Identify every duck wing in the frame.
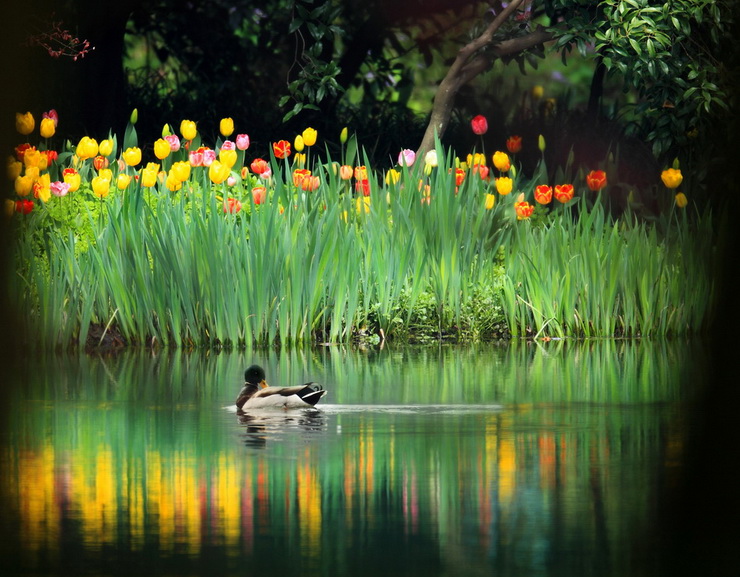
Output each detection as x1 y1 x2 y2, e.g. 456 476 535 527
253 382 326 407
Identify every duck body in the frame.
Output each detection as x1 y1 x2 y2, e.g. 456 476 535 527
236 365 326 411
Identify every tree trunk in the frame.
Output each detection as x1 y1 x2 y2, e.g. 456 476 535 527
416 0 554 157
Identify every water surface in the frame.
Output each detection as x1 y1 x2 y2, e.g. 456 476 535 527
0 340 707 576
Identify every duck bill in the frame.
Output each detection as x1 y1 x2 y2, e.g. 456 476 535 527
259 379 268 389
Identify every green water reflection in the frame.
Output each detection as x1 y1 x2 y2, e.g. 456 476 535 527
0 340 706 576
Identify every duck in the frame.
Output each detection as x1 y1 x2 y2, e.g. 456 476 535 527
235 364 327 411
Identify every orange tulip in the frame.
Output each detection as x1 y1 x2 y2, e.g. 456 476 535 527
534 184 552 204
554 184 574 203
585 170 607 191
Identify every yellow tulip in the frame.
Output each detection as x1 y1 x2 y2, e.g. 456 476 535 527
39 117 56 139
122 147 142 167
180 119 197 141
154 138 171 160
660 168 683 189
7 158 22 180
220 117 234 137
4 199 15 217
91 176 110 198
208 160 231 184
76 136 99 160
302 127 317 147
385 169 401 185
98 168 113 182
485 193 496 210
34 174 51 202
23 148 43 168
116 173 131 190
99 138 114 157
24 166 40 182
492 151 511 172
294 135 305 152
63 170 81 192
495 176 513 195
141 163 160 187
675 192 688 208
15 112 34 135
15 175 34 196
219 148 237 168
170 161 191 182
356 196 371 214
165 172 183 192
293 152 306 167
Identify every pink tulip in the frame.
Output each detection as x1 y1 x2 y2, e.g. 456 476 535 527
236 134 250 150
398 149 416 167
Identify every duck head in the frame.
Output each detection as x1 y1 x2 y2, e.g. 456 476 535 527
236 364 268 410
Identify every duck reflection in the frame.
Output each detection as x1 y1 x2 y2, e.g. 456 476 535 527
237 408 327 448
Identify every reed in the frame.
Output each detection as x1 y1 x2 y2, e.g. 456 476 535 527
7 139 719 349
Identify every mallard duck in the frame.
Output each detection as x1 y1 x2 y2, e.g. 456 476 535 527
235 364 326 410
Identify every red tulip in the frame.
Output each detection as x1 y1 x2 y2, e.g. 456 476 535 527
272 140 291 159
585 170 607 191
534 184 552 204
251 186 266 205
554 184 574 203
250 158 269 175
15 199 34 214
470 115 488 135
506 135 522 154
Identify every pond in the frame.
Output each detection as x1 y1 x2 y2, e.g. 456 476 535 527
0 340 713 576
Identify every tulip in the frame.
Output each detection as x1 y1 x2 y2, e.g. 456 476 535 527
141 163 160 187
24 166 40 182
492 151 510 172
165 134 181 152
294 135 305 152
154 138 171 160
40 117 56 139
300 175 321 192
223 197 242 213
50 181 70 197
209 160 231 184
62 168 81 192
354 166 368 181
251 186 266 205
76 136 99 160
424 149 438 168
554 183 574 203
42 150 57 166
16 112 34 135
386 169 401 185
235 134 250 151
585 170 607 191
99 138 114 157
302 127 318 147
165 172 183 192
180 119 197 141
538 134 546 152
495 176 513 195
506 135 522 154
515 199 534 220
250 158 269 175
15 175 34 197
532 85 544 100
93 155 109 171
219 148 237 168
675 192 688 208
202 148 217 167
7 158 22 180
91 176 110 198
484 193 496 210
293 168 312 187
455 167 466 187
340 126 348 144
221 140 235 151
660 168 683 189
470 115 488 135
293 153 306 167
467 152 486 167
15 199 34 214
356 196 371 214
220 117 234 137
4 199 15 217
398 149 416 167
355 179 370 196
339 165 353 180
170 161 191 182
122 147 142 167
534 184 552 204
23 148 42 168
474 164 490 180
43 109 59 127
130 108 138 124
15 143 31 162
116 173 131 190
273 140 291 159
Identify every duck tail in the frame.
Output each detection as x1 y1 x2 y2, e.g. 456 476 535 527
298 383 327 406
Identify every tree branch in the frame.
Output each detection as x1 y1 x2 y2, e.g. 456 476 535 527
416 0 555 156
